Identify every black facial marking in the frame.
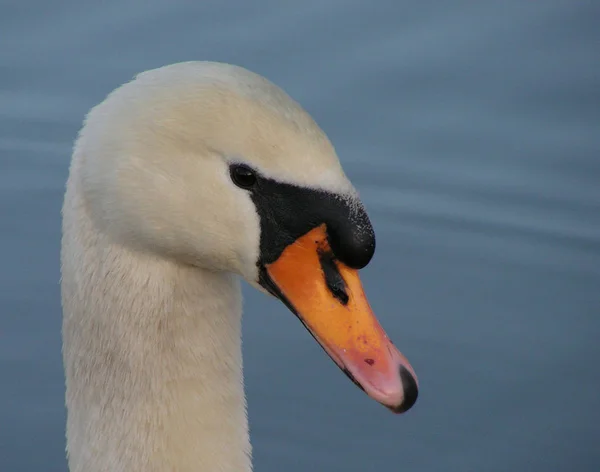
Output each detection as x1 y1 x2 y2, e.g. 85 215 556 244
318 248 349 305
231 164 375 269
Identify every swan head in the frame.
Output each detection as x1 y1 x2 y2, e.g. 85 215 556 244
76 61 418 413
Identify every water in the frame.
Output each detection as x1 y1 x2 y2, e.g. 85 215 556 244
1 1 599 470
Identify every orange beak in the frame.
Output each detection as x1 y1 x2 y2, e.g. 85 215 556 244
261 225 418 413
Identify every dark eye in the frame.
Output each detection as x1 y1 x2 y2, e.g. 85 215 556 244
230 164 257 189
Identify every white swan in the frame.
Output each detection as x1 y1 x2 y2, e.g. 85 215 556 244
61 61 418 472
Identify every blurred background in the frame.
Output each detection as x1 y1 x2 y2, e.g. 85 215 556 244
1 1 599 471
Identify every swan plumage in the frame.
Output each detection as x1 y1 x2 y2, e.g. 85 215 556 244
61 61 417 472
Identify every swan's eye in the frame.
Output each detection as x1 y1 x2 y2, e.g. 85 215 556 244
230 164 257 189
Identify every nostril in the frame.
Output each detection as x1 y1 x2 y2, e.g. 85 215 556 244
318 248 349 305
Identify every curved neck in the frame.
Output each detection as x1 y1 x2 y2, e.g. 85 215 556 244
61 184 251 472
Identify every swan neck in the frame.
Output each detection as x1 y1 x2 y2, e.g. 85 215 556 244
61 188 251 471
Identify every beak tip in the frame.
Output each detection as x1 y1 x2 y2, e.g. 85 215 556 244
388 365 419 414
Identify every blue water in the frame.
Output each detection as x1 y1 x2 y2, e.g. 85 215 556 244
1 1 599 471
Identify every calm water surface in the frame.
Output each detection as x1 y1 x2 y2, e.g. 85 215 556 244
1 1 599 471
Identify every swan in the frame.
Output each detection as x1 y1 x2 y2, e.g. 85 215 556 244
60 61 418 472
